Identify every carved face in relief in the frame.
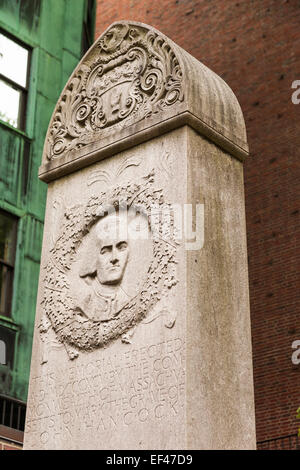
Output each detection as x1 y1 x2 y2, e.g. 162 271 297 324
41 171 178 357
95 213 129 286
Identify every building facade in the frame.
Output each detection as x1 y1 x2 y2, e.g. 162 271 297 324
0 0 95 449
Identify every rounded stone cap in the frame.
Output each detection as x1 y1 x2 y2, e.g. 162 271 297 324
39 20 248 182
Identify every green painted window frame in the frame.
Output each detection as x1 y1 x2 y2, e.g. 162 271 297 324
0 209 18 319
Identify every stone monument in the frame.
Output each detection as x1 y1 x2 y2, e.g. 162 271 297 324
23 21 256 449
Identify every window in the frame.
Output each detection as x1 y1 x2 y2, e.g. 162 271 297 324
0 31 30 130
0 325 16 395
0 339 5 365
81 0 95 56
0 211 18 318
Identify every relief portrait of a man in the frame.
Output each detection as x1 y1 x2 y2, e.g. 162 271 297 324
75 211 132 322
40 173 177 355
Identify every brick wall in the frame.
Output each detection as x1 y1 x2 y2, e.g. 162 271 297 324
95 0 300 443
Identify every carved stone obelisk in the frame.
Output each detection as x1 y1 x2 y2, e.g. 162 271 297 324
24 21 256 449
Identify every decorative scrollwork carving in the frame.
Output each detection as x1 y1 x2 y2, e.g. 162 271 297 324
45 23 184 161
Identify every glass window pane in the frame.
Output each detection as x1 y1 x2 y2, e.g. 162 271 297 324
0 33 29 87
0 211 17 264
0 264 14 317
0 79 21 128
0 325 16 367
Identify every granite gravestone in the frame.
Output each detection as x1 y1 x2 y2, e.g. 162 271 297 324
24 21 256 450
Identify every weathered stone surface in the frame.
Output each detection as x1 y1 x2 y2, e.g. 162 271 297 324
24 21 256 449
38 20 248 183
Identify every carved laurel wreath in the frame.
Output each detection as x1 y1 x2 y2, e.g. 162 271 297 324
46 23 183 161
41 172 177 353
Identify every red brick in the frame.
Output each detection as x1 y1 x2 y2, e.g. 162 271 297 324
2 444 21 450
